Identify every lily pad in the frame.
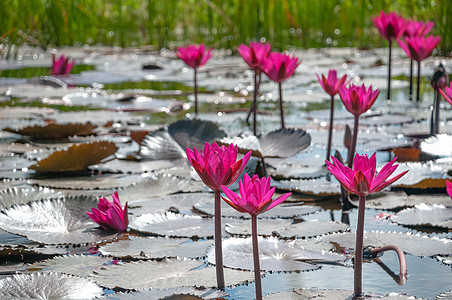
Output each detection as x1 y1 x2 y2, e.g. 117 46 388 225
106 287 227 300
391 204 452 229
263 289 353 300
99 236 212 259
92 258 254 289
91 157 184 174
391 162 449 189
0 196 120 244
0 272 103 299
0 186 65 210
28 254 112 277
4 123 97 140
320 231 452 257
273 179 341 196
207 237 345 272
421 134 452 157
140 128 187 160
30 141 118 173
168 119 227 150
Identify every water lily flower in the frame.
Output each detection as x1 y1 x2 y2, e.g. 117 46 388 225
87 191 128 232
446 180 452 198
52 54 75 76
439 82 452 106
176 44 213 115
338 83 380 166
238 42 271 135
186 141 251 289
221 174 291 299
372 11 406 101
326 153 408 297
263 52 301 129
317 69 349 162
398 35 441 63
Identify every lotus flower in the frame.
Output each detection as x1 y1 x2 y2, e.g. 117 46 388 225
317 69 348 97
397 35 441 63
221 173 291 299
221 173 291 216
403 20 434 37
326 153 408 197
238 42 271 72
338 84 380 117
176 44 213 116
176 44 212 70
439 82 452 106
186 141 251 289
87 191 128 232
327 153 408 297
447 180 452 198
372 11 406 41
52 54 75 75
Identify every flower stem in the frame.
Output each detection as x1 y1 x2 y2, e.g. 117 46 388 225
194 68 198 116
409 59 413 101
434 89 440 134
348 115 359 168
371 245 407 279
251 215 262 300
354 194 366 297
387 40 392 101
326 94 335 162
278 82 285 129
214 190 225 289
416 61 421 102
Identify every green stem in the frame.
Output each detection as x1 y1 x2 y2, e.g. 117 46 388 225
354 194 366 297
214 190 225 289
251 215 262 300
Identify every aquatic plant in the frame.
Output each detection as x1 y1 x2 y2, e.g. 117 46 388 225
316 69 348 162
402 19 434 101
338 83 380 167
176 44 213 116
263 52 300 129
221 174 291 300
372 11 406 101
238 42 271 135
51 54 74 75
87 192 128 232
439 82 452 106
186 142 251 288
326 153 408 297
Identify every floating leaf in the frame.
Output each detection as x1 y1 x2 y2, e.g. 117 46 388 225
421 134 452 157
263 289 353 300
106 287 227 300
391 162 449 189
168 119 227 150
28 254 112 277
92 258 254 289
30 141 118 173
140 128 186 160
91 157 184 174
99 236 212 259
0 186 65 210
4 123 97 140
320 231 452 257
207 237 345 272
273 179 340 196
391 204 452 229
0 196 120 244
0 272 103 299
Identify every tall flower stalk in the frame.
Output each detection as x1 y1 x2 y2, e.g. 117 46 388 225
221 174 291 300
263 52 301 129
317 69 348 162
238 42 271 135
176 44 213 116
338 84 380 167
372 11 406 101
186 142 251 289
326 153 408 297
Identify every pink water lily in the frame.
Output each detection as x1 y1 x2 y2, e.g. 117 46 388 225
439 83 452 106
338 83 380 117
447 180 452 199
52 54 75 75
403 20 434 37
87 191 128 232
372 11 406 41
176 44 212 69
221 174 291 217
238 42 271 72
317 69 348 97
326 153 408 197
397 35 441 63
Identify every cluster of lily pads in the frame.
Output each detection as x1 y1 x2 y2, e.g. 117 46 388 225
0 10 451 300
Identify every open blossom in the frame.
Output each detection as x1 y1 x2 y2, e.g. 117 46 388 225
338 83 380 116
397 35 441 63
87 191 128 232
221 174 291 216
447 180 452 199
316 69 348 97
326 153 408 197
238 42 271 72
403 20 434 37
52 54 74 75
439 83 452 106
186 142 251 192
176 44 212 69
372 11 406 41
263 52 300 83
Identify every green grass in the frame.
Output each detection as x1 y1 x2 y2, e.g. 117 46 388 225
0 0 450 54
0 99 98 112
0 65 95 78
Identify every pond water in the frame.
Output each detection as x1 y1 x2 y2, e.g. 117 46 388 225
0 46 451 299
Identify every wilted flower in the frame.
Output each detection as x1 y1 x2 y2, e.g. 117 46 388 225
317 69 348 97
397 35 441 63
372 11 406 41
176 44 212 69
221 174 291 216
87 191 128 232
338 83 380 117
52 54 74 75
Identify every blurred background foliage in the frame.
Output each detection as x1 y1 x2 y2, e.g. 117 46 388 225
0 0 450 55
